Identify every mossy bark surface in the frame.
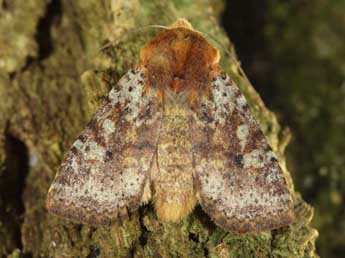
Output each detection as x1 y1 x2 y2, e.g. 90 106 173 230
0 1 318 257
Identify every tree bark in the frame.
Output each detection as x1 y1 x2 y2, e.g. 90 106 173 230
0 0 319 257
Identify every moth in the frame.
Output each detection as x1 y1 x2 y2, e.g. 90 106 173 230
46 19 294 233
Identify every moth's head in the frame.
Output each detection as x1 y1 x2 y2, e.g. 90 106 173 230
140 19 220 94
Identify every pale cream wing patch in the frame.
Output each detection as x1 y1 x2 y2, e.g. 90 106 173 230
192 72 294 233
46 67 162 225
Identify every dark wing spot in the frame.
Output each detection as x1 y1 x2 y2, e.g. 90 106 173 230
234 154 244 168
104 150 113 162
264 146 271 152
78 134 87 142
270 156 278 162
242 103 249 111
220 72 227 80
70 146 79 155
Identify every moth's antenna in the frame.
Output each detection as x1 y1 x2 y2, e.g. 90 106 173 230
146 25 170 30
100 25 169 51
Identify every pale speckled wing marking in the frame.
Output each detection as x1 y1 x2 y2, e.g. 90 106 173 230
46 67 162 225
192 72 294 233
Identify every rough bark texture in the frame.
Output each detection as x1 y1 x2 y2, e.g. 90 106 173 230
0 1 318 257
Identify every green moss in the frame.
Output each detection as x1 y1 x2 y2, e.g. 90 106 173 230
0 0 47 73
6 249 21 258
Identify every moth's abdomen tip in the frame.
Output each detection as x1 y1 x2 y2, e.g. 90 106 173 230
154 186 197 223
155 200 196 223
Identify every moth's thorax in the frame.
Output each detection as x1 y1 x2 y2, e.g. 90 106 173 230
140 27 220 98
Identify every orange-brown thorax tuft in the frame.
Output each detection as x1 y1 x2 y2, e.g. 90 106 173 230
140 26 220 103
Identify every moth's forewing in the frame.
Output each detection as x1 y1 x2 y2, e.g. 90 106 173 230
46 68 162 225
192 72 294 233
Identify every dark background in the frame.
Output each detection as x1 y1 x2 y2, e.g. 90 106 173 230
222 1 345 257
